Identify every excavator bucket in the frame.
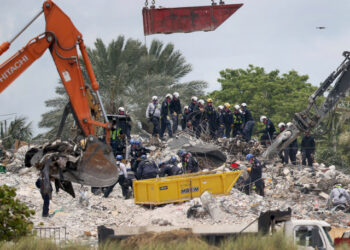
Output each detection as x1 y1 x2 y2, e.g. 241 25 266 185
27 137 119 188
143 3 243 35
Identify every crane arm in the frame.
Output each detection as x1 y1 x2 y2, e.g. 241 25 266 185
263 51 350 159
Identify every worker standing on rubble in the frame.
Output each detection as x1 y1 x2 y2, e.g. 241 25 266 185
277 122 289 164
188 96 199 114
205 98 217 138
104 155 130 199
181 106 190 130
216 105 225 138
130 140 150 172
170 92 182 134
223 103 233 138
241 103 255 141
232 104 243 137
183 152 199 173
259 116 275 146
286 122 298 165
160 94 173 140
193 99 206 138
136 155 159 179
327 184 350 211
110 120 118 156
301 131 315 167
244 154 264 196
117 107 131 140
36 176 52 217
146 96 161 138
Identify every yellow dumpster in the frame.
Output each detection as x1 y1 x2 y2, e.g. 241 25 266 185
133 170 241 205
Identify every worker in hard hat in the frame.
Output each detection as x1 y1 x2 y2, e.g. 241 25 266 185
223 103 233 138
160 94 173 140
232 104 243 137
259 115 275 146
286 122 298 165
170 92 182 134
240 103 255 141
205 98 217 138
193 99 206 138
327 184 350 211
146 96 161 137
181 105 190 130
245 154 264 196
301 131 315 167
277 122 289 164
216 105 225 138
117 107 131 140
188 96 199 114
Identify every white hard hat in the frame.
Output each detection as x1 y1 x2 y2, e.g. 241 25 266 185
260 115 267 122
152 96 158 101
184 105 189 110
278 122 286 128
218 105 224 110
241 103 247 107
166 93 172 99
234 104 240 110
198 99 205 105
173 92 179 98
286 122 293 127
191 96 198 102
118 107 125 112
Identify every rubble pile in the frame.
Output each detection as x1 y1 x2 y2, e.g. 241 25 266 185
1 133 350 243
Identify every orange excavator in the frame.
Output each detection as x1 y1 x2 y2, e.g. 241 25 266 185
0 0 242 188
0 1 119 187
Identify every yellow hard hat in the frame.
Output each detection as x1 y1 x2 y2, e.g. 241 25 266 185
207 98 213 103
224 102 231 108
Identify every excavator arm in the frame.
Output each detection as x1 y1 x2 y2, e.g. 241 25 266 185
0 1 118 187
263 51 350 159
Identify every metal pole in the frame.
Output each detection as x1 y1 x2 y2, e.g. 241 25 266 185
10 9 44 44
96 90 109 124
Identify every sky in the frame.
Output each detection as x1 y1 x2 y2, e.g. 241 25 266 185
1 0 350 135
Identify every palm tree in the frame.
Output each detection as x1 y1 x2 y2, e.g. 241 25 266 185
1 117 32 149
39 36 207 137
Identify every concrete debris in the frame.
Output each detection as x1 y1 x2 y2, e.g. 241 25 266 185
1 132 350 243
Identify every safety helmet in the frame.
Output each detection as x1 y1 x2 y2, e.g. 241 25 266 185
234 104 240 110
335 184 342 188
246 154 254 161
218 105 224 110
241 103 247 107
173 92 179 98
198 99 205 105
118 107 125 112
224 103 231 108
207 98 213 103
152 96 158 101
191 96 198 102
260 115 267 122
286 122 293 127
130 139 135 144
140 154 147 160
184 105 189 110
116 155 123 161
177 149 186 157
135 140 141 145
166 93 172 99
278 122 286 129
169 156 177 163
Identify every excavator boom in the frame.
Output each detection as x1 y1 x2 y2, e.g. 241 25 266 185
0 1 118 187
263 51 350 159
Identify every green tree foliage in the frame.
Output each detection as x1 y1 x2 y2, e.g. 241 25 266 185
0 185 35 241
1 117 32 149
314 97 350 168
209 65 317 132
39 36 207 138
